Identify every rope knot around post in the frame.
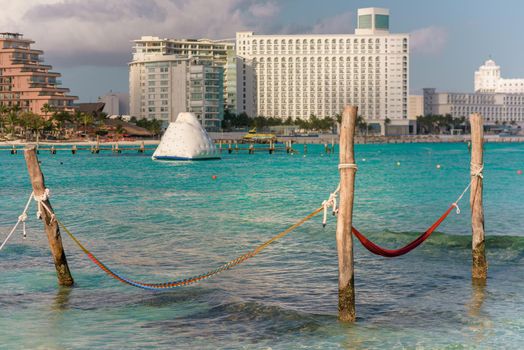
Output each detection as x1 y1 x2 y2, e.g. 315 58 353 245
33 188 55 222
470 163 484 179
322 184 341 227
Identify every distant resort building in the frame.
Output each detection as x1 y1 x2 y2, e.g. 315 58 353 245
129 36 234 129
236 8 412 135
98 91 129 116
0 32 77 116
423 59 524 124
475 59 524 93
408 95 423 119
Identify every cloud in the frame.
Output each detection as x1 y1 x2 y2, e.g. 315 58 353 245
410 26 448 55
0 0 282 67
24 0 167 22
311 11 354 34
248 1 279 17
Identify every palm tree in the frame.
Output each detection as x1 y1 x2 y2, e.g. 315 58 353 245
7 105 21 137
19 111 44 141
114 124 126 140
0 104 9 136
40 103 53 120
81 113 94 137
52 110 72 139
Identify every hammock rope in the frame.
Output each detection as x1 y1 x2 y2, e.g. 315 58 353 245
38 198 323 290
351 204 456 257
3 166 480 289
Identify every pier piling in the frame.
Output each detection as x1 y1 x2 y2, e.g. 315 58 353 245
336 105 358 322
24 146 74 286
470 113 487 281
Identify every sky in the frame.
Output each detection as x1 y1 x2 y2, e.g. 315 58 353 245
3 0 524 102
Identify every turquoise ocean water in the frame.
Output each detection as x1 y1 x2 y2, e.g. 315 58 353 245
1 142 523 349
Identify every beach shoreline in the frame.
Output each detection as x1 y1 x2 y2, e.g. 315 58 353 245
1 133 523 147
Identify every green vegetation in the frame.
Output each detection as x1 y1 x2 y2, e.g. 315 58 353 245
135 118 162 136
416 114 467 134
222 110 337 132
0 103 158 141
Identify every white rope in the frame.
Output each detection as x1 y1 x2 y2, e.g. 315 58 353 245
34 188 51 220
321 184 340 227
0 192 34 251
452 164 483 214
338 163 358 171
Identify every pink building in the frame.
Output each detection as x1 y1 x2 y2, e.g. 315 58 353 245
0 32 77 117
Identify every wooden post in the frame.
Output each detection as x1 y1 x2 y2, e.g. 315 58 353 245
228 142 233 154
470 113 487 280
336 105 358 322
51 145 56 154
11 145 17 154
24 146 74 286
71 145 77 154
304 144 307 155
139 141 145 153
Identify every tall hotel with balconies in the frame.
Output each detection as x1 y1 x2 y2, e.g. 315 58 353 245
129 36 234 129
236 8 412 134
0 33 77 116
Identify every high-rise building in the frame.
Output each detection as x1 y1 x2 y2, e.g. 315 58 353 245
474 59 524 93
129 36 236 120
129 55 223 130
236 7 412 135
0 32 77 116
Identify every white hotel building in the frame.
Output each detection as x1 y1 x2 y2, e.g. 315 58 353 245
236 8 413 135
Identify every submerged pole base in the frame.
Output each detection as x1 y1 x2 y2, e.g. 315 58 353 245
338 277 356 322
472 245 488 280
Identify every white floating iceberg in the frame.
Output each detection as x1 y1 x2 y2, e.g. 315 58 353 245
152 112 220 161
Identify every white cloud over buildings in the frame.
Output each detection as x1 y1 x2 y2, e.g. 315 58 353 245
410 26 448 55
0 0 446 68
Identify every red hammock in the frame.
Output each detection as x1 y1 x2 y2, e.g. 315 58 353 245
352 204 456 257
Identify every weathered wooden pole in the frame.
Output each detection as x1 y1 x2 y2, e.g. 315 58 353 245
470 113 487 280
24 146 74 286
139 141 145 153
71 145 77 154
228 142 233 154
336 105 358 322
